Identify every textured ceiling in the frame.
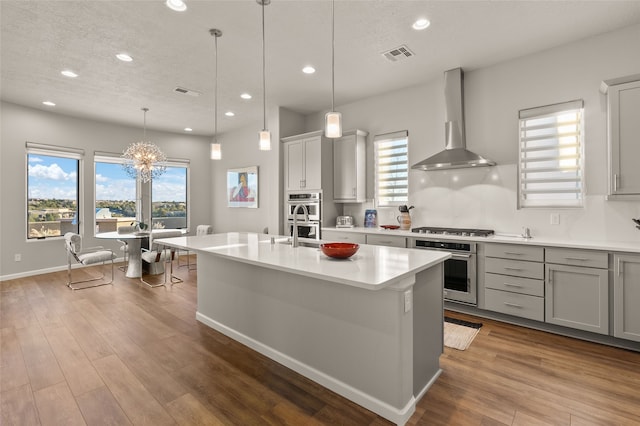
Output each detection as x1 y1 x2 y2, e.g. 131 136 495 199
2 0 640 137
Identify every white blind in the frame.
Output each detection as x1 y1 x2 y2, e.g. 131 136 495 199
518 100 584 208
375 131 408 207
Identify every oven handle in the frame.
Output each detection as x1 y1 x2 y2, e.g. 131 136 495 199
450 253 472 259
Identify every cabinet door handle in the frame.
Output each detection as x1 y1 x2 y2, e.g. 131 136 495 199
503 302 523 308
352 187 356 196
613 174 619 192
504 283 523 288
617 258 622 277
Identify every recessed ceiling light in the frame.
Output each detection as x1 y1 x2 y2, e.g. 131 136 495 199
412 18 430 30
225 111 235 117
166 0 187 12
302 66 316 74
184 127 193 132
61 70 78 78
42 101 56 106
240 93 252 100
116 53 133 62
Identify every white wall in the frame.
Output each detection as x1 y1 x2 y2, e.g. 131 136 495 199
306 23 640 243
0 101 212 278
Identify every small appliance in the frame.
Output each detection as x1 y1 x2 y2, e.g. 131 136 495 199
336 216 354 228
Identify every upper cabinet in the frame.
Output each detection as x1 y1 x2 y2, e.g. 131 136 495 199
282 131 332 192
333 129 368 203
602 75 640 199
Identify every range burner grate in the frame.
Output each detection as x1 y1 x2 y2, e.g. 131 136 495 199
411 227 495 237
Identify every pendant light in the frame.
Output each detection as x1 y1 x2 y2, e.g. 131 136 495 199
258 0 271 151
325 0 342 138
210 28 222 160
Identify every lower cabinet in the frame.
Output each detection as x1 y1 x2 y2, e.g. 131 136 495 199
545 248 609 335
365 234 406 248
321 230 367 244
614 254 640 342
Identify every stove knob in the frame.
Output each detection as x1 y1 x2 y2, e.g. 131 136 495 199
469 232 476 237
461 232 469 237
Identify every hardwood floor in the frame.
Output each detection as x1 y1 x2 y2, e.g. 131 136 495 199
2 260 640 425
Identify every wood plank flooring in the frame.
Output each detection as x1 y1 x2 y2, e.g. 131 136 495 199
2 259 640 425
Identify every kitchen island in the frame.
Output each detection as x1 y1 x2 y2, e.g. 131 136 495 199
155 232 449 425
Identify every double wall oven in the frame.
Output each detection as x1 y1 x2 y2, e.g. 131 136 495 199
412 227 494 306
286 192 321 240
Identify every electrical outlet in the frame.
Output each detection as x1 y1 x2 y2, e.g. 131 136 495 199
404 289 413 313
550 213 560 225
14 253 21 262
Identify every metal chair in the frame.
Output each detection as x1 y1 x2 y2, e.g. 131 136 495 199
140 229 183 287
116 225 137 272
179 224 212 270
64 232 116 290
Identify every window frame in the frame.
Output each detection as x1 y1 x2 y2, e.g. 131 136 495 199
374 130 409 207
94 153 139 234
517 100 585 209
25 142 83 240
150 159 190 230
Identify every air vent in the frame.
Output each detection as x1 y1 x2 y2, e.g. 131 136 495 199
173 87 201 97
381 45 415 62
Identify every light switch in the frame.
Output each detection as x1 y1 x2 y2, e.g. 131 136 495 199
550 213 560 225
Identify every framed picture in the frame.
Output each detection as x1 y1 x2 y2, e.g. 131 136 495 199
227 166 258 208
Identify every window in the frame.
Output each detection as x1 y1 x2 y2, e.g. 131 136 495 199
374 131 409 207
26 143 82 239
151 163 189 229
518 100 584 208
95 155 137 232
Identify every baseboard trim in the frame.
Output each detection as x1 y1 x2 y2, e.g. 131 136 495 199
1 257 126 282
196 311 418 426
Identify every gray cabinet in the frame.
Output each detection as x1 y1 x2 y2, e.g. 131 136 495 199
282 132 329 191
484 243 545 321
614 254 640 342
602 76 640 198
545 248 609 335
333 129 368 203
366 234 406 248
321 230 367 244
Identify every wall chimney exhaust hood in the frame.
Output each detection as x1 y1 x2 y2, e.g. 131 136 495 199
412 68 495 171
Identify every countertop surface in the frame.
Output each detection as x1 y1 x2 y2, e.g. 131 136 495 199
322 226 640 253
155 232 450 290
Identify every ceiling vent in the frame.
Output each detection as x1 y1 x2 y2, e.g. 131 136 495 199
382 45 415 62
173 86 201 97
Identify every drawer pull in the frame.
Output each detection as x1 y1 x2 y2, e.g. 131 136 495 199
504 283 523 288
504 267 522 271
503 302 523 308
504 252 524 256
564 257 589 262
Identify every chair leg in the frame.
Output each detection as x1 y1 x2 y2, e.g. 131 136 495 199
118 248 129 272
141 248 182 288
67 259 114 291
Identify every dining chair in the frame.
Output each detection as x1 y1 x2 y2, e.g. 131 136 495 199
116 224 137 272
64 232 116 290
140 229 183 287
179 224 213 270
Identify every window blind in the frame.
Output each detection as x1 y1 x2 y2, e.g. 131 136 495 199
518 100 584 208
375 130 409 207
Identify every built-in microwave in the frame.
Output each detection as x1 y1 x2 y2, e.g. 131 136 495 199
286 192 321 222
287 221 321 240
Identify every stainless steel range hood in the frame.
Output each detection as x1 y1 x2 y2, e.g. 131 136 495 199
412 68 495 171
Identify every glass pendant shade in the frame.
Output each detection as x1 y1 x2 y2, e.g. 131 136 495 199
325 111 342 138
259 130 271 151
210 142 221 160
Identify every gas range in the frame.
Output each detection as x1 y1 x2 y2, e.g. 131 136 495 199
411 226 495 238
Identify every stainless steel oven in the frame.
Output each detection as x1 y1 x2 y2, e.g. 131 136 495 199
287 221 320 240
287 192 321 222
414 239 477 306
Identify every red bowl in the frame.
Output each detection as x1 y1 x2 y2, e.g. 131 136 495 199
320 242 359 259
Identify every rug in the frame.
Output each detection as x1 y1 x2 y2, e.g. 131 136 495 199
444 317 483 350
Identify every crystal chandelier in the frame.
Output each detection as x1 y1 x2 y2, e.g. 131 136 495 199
123 108 166 183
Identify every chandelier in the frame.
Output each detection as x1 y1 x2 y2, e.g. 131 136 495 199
123 107 166 183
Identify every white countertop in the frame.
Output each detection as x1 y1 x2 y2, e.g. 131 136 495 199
155 232 450 290
322 226 640 254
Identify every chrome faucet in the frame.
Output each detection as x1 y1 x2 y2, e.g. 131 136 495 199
292 204 309 248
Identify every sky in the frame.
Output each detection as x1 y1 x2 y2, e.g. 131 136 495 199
28 154 186 202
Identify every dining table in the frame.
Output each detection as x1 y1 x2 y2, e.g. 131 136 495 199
95 230 149 278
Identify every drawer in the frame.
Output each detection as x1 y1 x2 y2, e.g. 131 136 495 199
485 243 544 262
545 248 608 269
485 288 544 321
485 273 544 297
366 234 406 248
485 257 544 280
322 231 367 244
